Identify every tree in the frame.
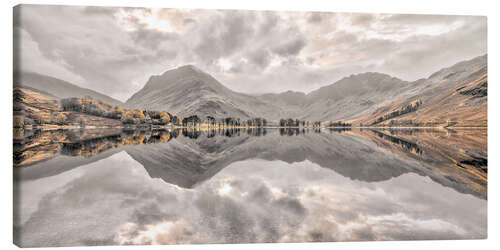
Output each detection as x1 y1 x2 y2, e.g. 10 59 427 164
206 116 216 126
77 117 85 127
183 115 201 127
171 115 181 125
279 119 286 127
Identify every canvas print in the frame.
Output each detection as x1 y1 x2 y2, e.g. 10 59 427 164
13 4 487 247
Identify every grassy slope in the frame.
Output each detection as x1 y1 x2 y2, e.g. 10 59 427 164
14 87 122 129
15 72 124 107
351 71 487 128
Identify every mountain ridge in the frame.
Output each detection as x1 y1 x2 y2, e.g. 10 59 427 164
352 55 487 127
14 71 124 106
125 64 285 120
124 64 427 121
16 54 487 124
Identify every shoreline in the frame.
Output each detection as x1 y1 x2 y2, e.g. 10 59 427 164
16 125 488 131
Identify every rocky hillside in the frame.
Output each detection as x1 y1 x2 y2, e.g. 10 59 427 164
353 55 487 127
13 87 123 129
126 65 284 120
14 72 123 106
299 72 415 121
18 54 487 125
126 66 421 122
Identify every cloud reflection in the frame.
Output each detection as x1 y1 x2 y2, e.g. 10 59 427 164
14 151 486 247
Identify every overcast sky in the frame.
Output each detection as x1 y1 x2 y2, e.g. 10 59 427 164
14 5 486 101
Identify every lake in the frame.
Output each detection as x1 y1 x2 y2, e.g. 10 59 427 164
13 127 487 246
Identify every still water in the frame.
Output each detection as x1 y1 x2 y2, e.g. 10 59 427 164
13 128 487 246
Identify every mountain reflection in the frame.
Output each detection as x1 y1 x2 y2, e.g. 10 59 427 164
14 127 346 167
369 129 423 156
359 128 487 197
14 127 486 199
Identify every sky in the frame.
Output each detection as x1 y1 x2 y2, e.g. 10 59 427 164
14 5 487 102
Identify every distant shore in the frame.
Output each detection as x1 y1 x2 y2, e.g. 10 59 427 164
17 124 488 131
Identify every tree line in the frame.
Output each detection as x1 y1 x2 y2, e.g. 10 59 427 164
61 97 174 126
279 118 324 127
326 121 352 127
371 99 422 125
182 115 267 127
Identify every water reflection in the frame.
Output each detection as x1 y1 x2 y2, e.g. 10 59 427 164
370 129 423 156
13 127 487 246
359 128 487 196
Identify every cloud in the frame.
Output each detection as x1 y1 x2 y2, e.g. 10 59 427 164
14 5 486 100
271 37 307 57
114 220 192 245
376 16 487 79
13 26 86 85
83 6 119 16
193 10 257 65
350 13 376 27
307 12 323 23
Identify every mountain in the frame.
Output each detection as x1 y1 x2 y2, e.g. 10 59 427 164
14 72 123 106
125 66 416 122
258 90 307 107
254 73 423 122
257 56 486 123
124 55 486 123
126 65 284 120
353 55 487 127
14 55 487 124
13 87 122 131
299 72 415 121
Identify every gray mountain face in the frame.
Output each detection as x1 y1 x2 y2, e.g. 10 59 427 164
354 54 487 127
259 72 416 121
16 55 486 122
399 54 487 105
126 55 487 122
123 67 417 122
427 54 487 83
258 91 307 107
126 65 284 120
300 73 414 121
14 72 123 106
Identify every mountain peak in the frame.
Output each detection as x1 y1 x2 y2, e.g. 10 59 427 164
126 63 234 109
138 64 212 93
427 54 487 80
161 64 205 77
347 72 398 81
179 64 198 70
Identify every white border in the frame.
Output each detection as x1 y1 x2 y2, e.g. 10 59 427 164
1 0 497 249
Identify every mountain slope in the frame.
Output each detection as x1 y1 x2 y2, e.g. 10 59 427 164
353 55 487 127
125 55 487 124
14 72 123 106
301 72 417 121
258 90 307 107
126 65 283 120
126 66 418 122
